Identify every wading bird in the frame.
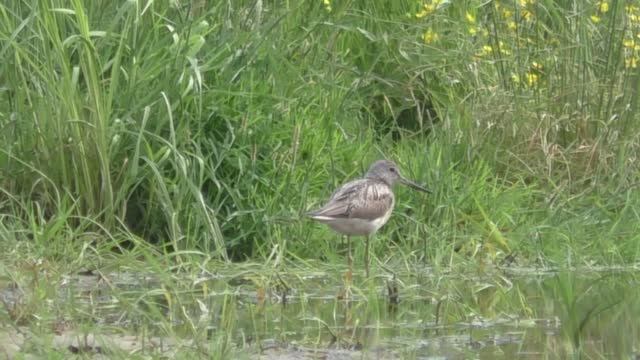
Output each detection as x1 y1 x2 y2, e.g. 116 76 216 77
308 160 430 276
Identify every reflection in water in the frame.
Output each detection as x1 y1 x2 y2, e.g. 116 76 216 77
1 266 639 358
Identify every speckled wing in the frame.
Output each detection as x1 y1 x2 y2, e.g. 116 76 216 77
308 179 393 221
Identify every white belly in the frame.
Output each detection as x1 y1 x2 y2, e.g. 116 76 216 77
313 210 393 236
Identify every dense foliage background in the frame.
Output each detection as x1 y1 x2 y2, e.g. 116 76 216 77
3 1 640 359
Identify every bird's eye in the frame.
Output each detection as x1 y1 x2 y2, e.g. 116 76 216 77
389 167 396 173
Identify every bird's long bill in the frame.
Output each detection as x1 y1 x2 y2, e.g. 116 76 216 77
399 176 432 193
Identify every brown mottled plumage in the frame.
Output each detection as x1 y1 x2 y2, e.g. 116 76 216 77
307 178 394 235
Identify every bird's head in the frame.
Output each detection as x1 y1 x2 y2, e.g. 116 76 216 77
365 160 431 193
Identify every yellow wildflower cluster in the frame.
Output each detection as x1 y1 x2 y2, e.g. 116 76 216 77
623 36 640 69
495 2 516 30
588 2 639 68
518 0 536 22
510 62 544 87
526 62 543 87
416 0 636 83
476 41 511 58
415 1 443 44
591 0 610 23
415 0 441 19
624 5 640 68
322 0 331 12
423 28 439 44
466 11 482 35
477 1 544 88
627 4 640 22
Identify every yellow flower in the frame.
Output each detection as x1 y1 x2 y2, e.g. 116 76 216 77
591 14 601 23
498 41 511 55
323 0 331 12
518 0 536 20
625 57 638 68
627 4 640 22
474 44 493 58
526 72 539 86
466 11 476 23
423 29 439 44
416 1 440 18
425 2 437 12
508 21 517 30
625 5 639 15
531 61 543 71
599 1 609 13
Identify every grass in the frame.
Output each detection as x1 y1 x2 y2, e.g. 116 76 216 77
1 0 640 358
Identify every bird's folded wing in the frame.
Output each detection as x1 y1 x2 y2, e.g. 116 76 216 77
309 180 392 220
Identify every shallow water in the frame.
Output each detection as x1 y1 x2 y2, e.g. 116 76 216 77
2 264 639 358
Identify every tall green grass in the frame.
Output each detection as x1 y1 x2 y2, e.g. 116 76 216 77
1 0 639 267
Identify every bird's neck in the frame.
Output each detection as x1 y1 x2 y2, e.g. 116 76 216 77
365 175 392 187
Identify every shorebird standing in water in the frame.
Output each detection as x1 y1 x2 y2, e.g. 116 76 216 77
308 160 430 276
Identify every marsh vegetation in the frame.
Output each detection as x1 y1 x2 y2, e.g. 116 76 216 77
1 0 639 358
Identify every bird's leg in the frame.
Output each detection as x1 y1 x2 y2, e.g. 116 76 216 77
347 236 353 271
344 236 352 301
365 235 370 277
